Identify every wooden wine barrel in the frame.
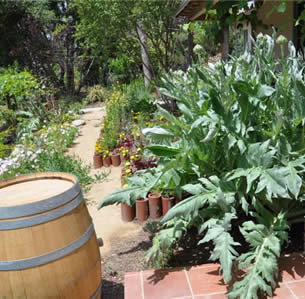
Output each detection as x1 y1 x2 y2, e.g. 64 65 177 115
0 172 101 298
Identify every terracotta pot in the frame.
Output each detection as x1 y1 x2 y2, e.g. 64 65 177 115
121 174 126 187
121 202 135 222
162 196 175 216
136 198 149 221
148 192 162 219
103 156 112 167
111 153 121 167
93 154 103 169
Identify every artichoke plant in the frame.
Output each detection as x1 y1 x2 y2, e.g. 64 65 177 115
100 33 305 298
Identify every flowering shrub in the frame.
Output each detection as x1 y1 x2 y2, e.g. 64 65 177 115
0 122 93 187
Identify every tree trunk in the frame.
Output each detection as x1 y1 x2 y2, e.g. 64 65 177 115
59 64 65 87
186 30 194 67
65 38 75 95
221 25 230 58
137 22 153 88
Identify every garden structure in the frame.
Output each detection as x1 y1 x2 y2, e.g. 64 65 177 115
177 0 301 58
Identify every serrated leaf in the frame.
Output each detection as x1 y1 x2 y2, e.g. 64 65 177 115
286 162 302 198
147 145 180 157
142 127 173 137
255 167 289 199
257 84 275 98
182 183 204 195
246 167 262 193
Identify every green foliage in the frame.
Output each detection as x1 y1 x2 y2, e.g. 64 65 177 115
101 89 126 150
99 168 162 208
73 0 184 80
124 78 156 114
109 54 136 84
229 206 288 299
99 33 305 298
0 129 14 158
188 21 222 60
0 121 102 191
0 65 43 111
85 85 111 103
145 33 305 298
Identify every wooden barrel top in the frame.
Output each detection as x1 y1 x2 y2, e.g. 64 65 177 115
0 179 73 207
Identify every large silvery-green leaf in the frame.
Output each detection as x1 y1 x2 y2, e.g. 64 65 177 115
199 212 240 283
286 162 302 198
257 84 275 98
255 167 289 199
228 211 288 299
146 145 180 157
142 127 174 137
98 172 162 208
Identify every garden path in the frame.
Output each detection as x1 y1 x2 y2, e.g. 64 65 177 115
68 107 142 255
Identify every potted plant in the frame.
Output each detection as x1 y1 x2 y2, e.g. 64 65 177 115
136 197 149 221
102 150 111 167
93 140 103 168
161 191 175 216
148 191 162 219
121 202 135 222
111 148 121 167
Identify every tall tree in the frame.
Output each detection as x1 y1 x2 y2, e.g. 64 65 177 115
0 0 97 96
73 0 184 86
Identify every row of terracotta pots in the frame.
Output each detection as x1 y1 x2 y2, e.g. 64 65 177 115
121 192 182 222
93 152 121 169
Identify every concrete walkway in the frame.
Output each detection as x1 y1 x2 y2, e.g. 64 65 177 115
68 106 142 255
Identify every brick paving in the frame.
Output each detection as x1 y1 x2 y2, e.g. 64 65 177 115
125 253 305 299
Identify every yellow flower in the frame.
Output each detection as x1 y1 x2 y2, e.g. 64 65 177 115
160 116 164 121
125 162 130 167
123 184 128 188
137 147 142 152
126 169 131 174
136 132 140 137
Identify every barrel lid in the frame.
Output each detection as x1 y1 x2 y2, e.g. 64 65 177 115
0 172 81 219
0 179 73 207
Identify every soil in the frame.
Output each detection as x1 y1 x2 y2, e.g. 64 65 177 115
101 226 153 299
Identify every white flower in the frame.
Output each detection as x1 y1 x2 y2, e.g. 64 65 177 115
193 44 203 55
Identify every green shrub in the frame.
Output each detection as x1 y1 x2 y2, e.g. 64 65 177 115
109 54 135 83
0 65 43 111
124 78 156 114
85 85 111 103
0 129 14 158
